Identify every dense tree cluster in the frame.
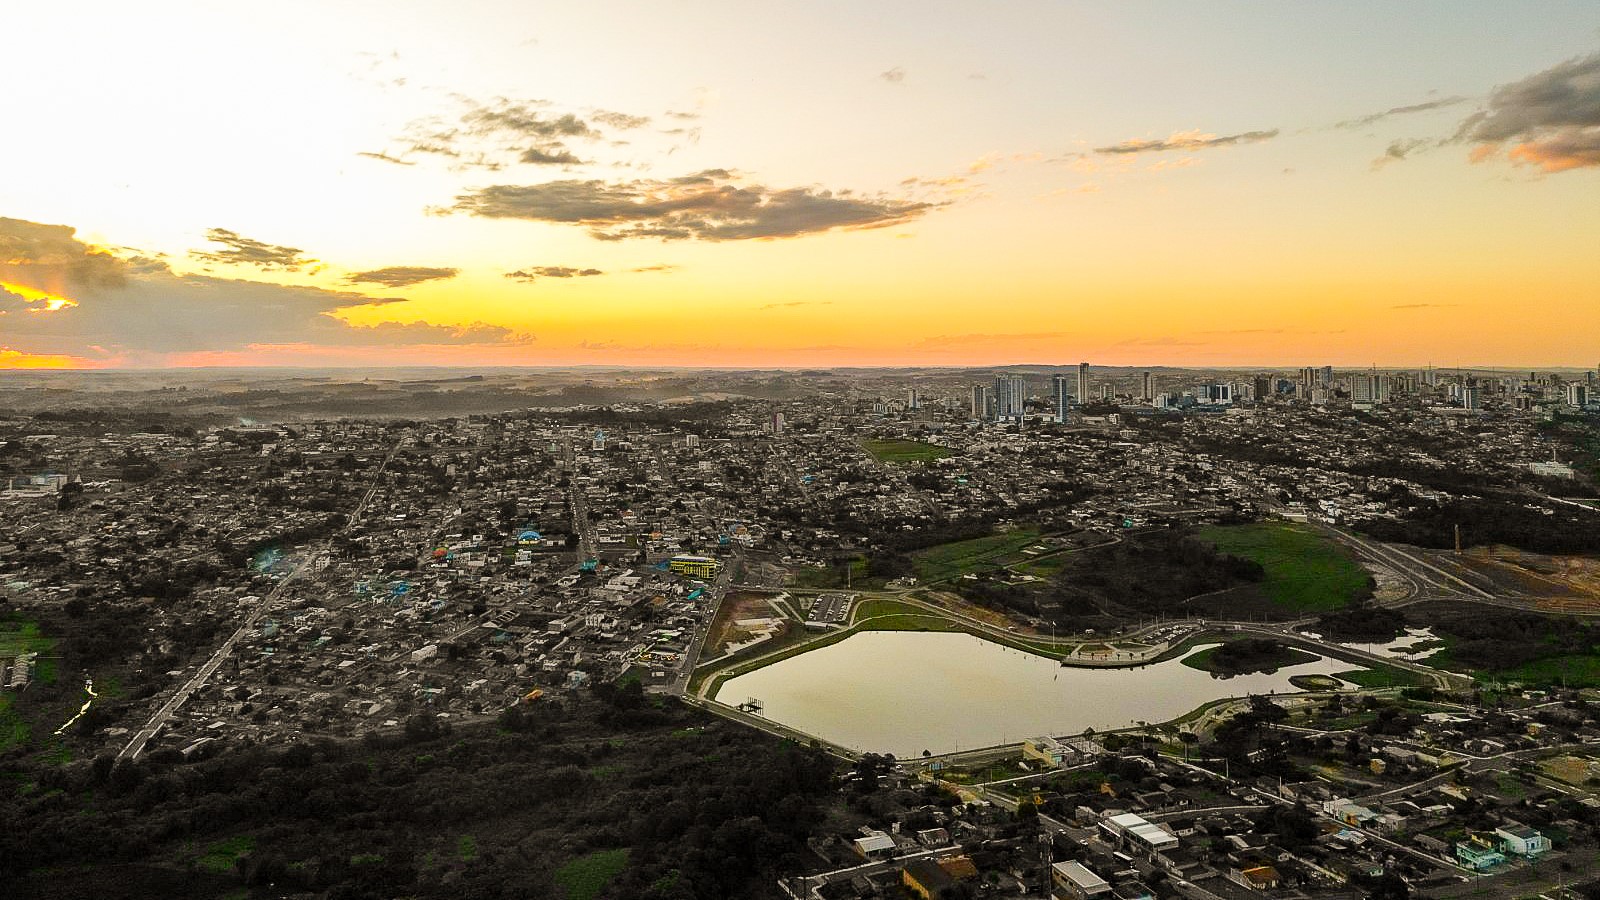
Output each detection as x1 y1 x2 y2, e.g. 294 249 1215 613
2 693 838 900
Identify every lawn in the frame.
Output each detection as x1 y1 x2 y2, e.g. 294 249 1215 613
861 439 955 464
1196 523 1369 612
554 848 630 900
1332 665 1426 689
911 529 1042 583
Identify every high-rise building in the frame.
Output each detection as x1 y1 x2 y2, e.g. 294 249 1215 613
907 388 920 410
1300 367 1318 392
1461 386 1481 410
1051 373 1071 422
771 412 785 435
1077 362 1090 407
971 384 989 420
1140 371 1154 402
1252 375 1272 402
994 374 1026 420
1568 383 1589 408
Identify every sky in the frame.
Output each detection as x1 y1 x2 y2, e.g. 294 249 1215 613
2 1 1598 370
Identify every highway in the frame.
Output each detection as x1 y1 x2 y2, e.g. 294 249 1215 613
119 438 403 762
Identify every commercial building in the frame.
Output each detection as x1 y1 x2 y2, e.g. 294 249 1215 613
1052 861 1112 900
667 555 719 578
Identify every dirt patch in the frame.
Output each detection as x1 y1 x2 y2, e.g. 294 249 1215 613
706 591 788 656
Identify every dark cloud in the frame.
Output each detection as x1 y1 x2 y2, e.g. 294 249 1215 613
345 266 459 287
450 170 939 241
521 145 588 165
880 66 906 84
1095 129 1279 155
0 216 129 288
190 228 315 271
1456 52 1600 172
592 110 651 129
1335 96 1467 130
505 266 604 281
464 103 595 140
357 150 416 166
0 216 519 359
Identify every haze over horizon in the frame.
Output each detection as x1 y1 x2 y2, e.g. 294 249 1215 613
3 2 1598 370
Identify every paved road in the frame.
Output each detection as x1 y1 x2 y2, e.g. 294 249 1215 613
561 439 597 563
119 439 403 761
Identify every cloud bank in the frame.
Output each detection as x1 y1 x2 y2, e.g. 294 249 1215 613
450 170 938 241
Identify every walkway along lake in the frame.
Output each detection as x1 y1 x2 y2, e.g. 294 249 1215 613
714 630 1364 757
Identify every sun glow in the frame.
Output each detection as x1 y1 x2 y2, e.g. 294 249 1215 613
0 281 79 311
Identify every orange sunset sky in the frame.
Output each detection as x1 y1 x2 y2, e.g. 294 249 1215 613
2 1 1598 369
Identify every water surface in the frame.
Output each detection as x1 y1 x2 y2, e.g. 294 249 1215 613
716 631 1361 756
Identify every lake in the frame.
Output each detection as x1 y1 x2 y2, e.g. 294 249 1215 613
715 630 1362 756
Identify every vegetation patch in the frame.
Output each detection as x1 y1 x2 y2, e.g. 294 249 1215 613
1196 523 1371 612
554 848 629 900
1183 639 1320 676
1332 666 1425 689
911 529 1041 582
861 439 954 464
195 836 256 874
0 697 29 751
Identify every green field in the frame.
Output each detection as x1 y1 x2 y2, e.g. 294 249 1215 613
1333 666 1426 689
792 555 881 590
911 529 1042 582
0 618 54 657
861 439 955 464
1196 523 1369 612
554 848 629 900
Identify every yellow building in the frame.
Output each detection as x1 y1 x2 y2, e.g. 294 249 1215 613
668 555 719 578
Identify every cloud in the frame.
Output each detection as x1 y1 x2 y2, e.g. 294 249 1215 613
462 101 595 140
1335 96 1467 130
505 266 604 281
880 66 907 84
1095 128 1278 155
0 216 129 288
0 216 521 361
1456 51 1600 172
357 150 416 166
592 110 651 129
1370 137 1437 169
1391 302 1460 309
345 266 459 287
627 264 680 273
449 170 939 241
190 228 315 271
521 145 587 165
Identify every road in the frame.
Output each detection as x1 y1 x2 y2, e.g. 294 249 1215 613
119 438 404 761
561 439 597 563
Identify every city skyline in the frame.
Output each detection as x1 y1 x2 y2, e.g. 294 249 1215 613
3 2 1599 370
